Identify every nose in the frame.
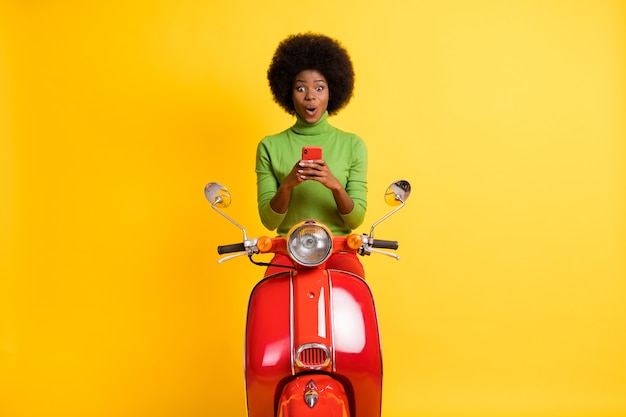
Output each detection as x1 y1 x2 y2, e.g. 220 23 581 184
305 90 315 100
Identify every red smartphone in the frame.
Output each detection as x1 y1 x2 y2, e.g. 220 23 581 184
302 146 323 160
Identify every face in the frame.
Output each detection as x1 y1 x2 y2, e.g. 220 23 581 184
292 69 329 124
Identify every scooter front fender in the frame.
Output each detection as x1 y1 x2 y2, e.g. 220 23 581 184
277 374 349 417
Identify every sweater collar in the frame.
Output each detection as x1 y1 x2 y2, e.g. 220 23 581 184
291 111 330 135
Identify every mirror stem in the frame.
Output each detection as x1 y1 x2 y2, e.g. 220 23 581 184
369 200 405 240
212 201 248 241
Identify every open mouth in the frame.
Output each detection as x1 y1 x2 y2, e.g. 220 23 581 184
306 106 317 114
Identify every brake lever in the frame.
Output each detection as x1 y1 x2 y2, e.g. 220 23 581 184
217 252 249 264
368 247 401 260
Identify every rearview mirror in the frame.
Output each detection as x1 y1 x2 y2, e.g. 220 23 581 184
204 182 231 208
384 180 411 206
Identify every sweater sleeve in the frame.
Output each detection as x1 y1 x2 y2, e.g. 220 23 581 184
256 139 285 231
339 136 368 230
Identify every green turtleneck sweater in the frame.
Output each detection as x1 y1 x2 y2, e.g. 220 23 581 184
256 112 368 236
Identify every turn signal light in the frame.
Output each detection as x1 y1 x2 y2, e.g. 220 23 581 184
257 236 273 253
346 233 363 250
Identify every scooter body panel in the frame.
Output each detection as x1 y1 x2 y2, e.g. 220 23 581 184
245 268 382 417
329 270 382 417
245 272 292 417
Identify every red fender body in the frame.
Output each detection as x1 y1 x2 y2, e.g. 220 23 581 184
277 375 349 417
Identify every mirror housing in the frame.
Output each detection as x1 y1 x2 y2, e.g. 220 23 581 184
369 180 411 240
204 182 231 208
204 182 248 241
384 180 411 206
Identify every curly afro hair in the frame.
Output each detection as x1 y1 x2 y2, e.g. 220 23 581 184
267 33 355 116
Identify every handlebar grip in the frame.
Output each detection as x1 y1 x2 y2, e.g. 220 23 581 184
217 242 246 255
371 239 399 250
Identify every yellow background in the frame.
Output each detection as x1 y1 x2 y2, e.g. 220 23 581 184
1 1 625 416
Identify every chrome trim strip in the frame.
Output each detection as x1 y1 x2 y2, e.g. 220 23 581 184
328 270 336 372
327 269 364 279
289 271 295 375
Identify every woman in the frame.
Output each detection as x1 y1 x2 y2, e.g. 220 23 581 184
256 33 367 276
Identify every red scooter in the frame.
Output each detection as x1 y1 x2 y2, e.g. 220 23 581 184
204 180 411 417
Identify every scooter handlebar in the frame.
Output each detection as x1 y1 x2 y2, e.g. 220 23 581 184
216 238 397 256
371 239 399 250
217 242 246 255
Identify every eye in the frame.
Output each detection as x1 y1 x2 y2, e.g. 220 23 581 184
296 86 305 92
315 86 324 92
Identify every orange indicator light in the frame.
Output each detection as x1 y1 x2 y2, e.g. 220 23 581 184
257 236 273 253
346 234 363 250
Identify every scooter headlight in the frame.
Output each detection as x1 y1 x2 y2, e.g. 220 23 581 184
286 220 333 267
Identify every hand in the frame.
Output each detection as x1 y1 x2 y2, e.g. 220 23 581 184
280 160 310 190
270 159 353 215
297 159 342 191
268 161 307 214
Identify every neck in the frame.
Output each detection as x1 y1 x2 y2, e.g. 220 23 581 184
292 111 330 135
